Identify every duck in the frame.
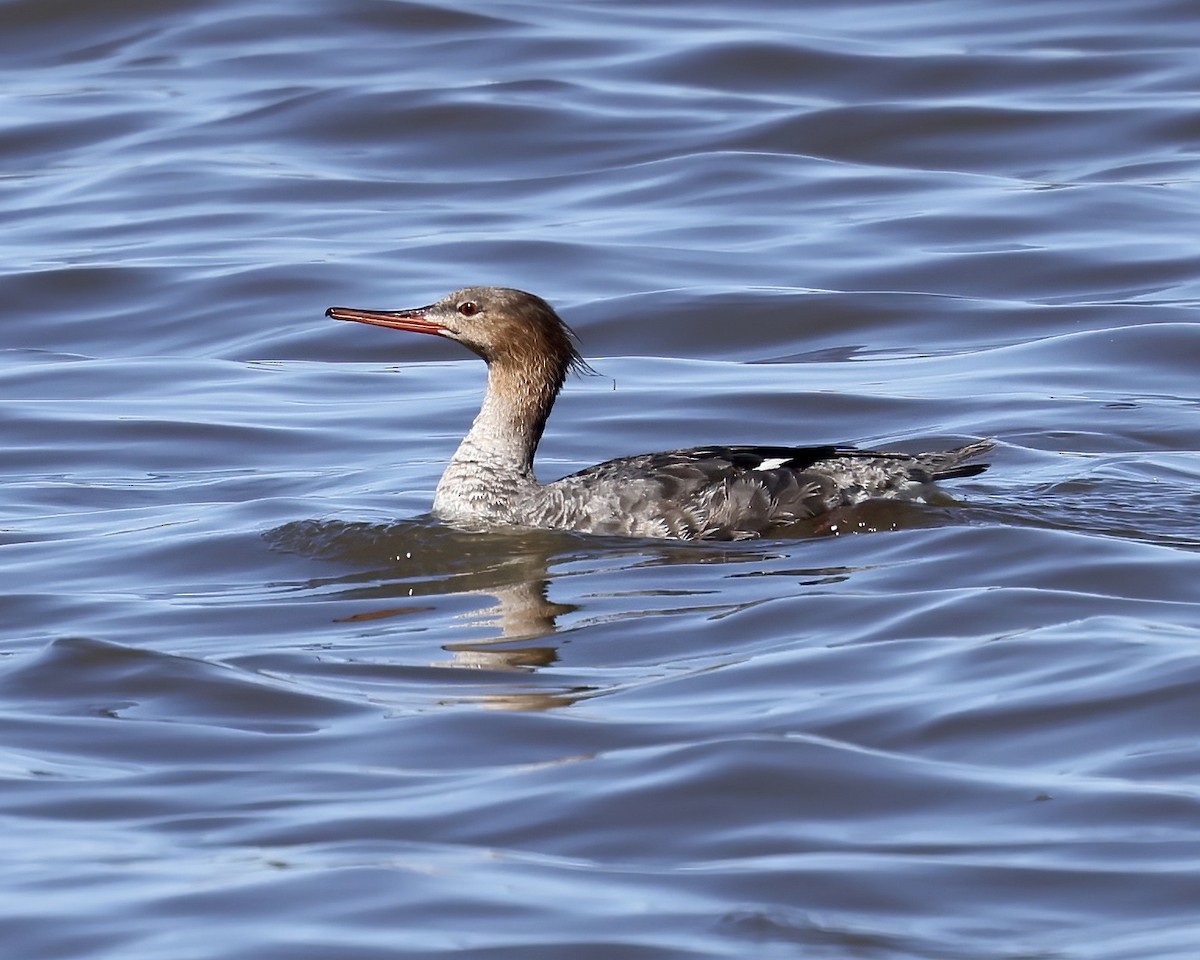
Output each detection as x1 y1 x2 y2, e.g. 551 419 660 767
327 287 992 540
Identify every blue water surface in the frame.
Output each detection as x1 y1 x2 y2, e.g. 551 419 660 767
2 1 1200 957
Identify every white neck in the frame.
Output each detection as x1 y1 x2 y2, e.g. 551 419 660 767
431 361 558 522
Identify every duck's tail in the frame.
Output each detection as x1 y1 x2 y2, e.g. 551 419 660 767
922 439 996 481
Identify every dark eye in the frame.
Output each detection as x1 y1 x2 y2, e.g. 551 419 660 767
457 301 479 317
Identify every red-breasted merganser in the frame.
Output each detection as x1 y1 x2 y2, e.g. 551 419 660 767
327 287 993 540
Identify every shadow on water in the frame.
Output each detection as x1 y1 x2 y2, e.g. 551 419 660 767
264 516 805 709
265 515 793 628
262 499 982 679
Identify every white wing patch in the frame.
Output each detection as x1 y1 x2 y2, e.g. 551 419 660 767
754 457 790 471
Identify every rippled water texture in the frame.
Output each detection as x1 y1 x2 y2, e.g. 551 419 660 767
3 1 1200 957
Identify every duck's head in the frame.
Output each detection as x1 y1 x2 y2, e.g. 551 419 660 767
327 286 593 383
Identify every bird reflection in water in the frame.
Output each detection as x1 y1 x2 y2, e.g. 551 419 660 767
265 516 849 709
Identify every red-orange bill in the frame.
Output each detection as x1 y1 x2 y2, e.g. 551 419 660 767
325 305 443 335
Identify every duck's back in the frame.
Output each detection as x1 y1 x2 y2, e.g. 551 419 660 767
534 440 994 540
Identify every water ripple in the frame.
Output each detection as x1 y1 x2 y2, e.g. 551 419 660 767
4 0 1200 956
